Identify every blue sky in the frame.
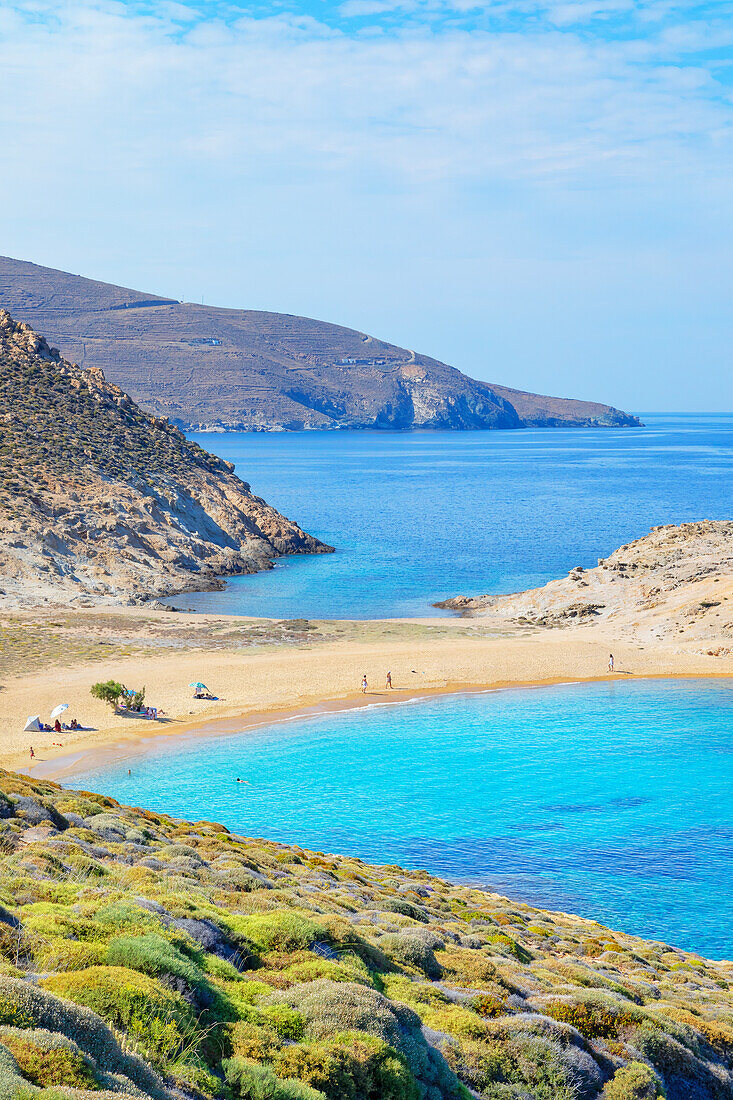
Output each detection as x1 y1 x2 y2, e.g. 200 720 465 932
1 0 732 411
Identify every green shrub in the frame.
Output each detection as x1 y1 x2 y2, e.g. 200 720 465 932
40 966 196 1065
378 933 441 978
381 899 428 923
0 975 171 1099
261 1005 305 1041
90 681 126 708
485 934 532 963
0 1028 99 1089
223 1056 326 1099
274 1031 420 1100
105 933 203 987
542 998 639 1039
233 912 326 953
601 1061 665 1099
269 981 464 1098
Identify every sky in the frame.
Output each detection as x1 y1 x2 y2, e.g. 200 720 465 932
1 1 733 412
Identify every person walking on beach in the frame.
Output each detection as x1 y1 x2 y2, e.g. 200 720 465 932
386 671 393 689
361 674 368 694
608 654 615 673
29 746 34 760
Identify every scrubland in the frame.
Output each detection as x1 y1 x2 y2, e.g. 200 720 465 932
0 772 730 1100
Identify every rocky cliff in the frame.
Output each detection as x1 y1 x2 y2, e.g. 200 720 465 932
0 768 730 1100
0 311 330 607
438 521 733 646
0 256 642 432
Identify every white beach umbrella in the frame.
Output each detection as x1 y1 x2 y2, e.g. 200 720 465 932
50 703 69 719
24 716 41 732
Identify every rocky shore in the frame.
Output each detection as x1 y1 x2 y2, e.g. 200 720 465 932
437 521 733 649
0 311 331 607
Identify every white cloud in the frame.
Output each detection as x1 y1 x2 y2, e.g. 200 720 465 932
0 0 732 407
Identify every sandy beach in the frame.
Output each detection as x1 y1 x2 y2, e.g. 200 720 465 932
1 603 730 780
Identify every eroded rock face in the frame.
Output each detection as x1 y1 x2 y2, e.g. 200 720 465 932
0 311 331 607
0 255 642 432
438 521 733 644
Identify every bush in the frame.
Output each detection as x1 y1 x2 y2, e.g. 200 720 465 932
90 681 126 708
274 1031 420 1100
0 1027 99 1089
542 998 639 1040
601 1061 665 1099
378 933 441 979
40 966 196 1065
269 981 464 1098
233 912 327 954
105 933 203 988
381 899 428 923
261 1005 305 1041
0 975 171 1099
224 1056 326 1100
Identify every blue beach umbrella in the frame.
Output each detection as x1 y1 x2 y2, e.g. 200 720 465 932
189 682 209 692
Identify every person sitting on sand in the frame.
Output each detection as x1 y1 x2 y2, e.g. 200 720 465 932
54 719 62 733
362 675 368 693
69 718 79 730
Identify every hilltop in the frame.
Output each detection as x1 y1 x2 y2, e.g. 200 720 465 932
0 311 329 607
0 768 730 1100
0 256 641 433
437 521 733 648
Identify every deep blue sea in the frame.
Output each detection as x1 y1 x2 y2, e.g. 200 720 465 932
173 413 733 618
73 679 733 958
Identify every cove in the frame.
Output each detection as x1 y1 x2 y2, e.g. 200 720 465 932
171 413 733 619
70 678 733 959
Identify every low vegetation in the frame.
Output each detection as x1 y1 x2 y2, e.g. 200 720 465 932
0 770 731 1100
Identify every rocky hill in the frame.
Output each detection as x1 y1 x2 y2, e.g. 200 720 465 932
0 311 329 607
438 521 733 647
0 768 731 1100
0 256 641 433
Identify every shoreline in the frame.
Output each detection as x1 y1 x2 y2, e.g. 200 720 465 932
27 666 733 783
1 601 731 783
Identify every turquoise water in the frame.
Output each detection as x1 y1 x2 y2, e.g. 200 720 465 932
72 679 733 958
172 413 733 618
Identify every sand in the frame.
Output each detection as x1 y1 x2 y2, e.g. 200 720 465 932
1 605 729 780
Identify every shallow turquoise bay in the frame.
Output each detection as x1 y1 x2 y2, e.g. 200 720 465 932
73 679 733 959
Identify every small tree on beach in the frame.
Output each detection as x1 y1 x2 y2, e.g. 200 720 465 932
90 680 126 709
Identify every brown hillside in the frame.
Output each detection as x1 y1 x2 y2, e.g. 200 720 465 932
0 256 641 432
0 311 330 607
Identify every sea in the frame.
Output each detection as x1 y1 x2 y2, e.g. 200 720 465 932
81 412 733 957
74 679 733 958
170 413 733 619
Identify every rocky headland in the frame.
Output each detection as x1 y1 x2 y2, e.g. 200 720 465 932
0 311 330 608
0 256 641 433
438 521 733 650
0 769 731 1100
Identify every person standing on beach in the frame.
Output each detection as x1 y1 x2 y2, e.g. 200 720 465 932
608 654 615 672
362 675 368 693
29 746 34 759
386 671 393 689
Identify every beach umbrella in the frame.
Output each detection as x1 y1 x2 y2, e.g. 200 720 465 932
189 682 209 692
24 716 41 732
50 704 69 719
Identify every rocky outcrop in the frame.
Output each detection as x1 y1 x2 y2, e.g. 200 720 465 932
438 521 733 645
0 311 331 607
0 255 641 432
